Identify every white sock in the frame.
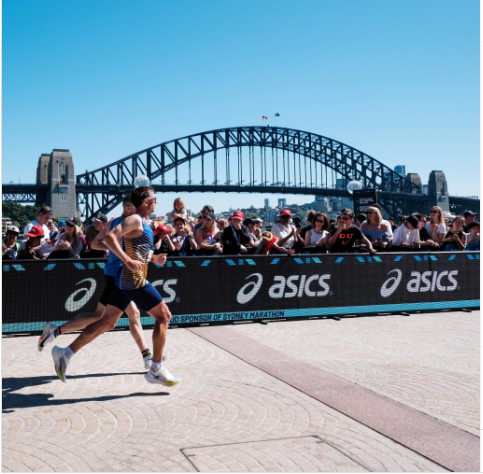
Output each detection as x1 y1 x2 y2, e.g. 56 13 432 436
151 360 163 373
44 325 58 346
64 346 75 360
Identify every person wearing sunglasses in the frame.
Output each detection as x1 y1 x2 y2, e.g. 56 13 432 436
328 208 376 254
50 219 84 258
415 213 439 250
51 186 180 387
360 207 390 250
425 206 446 245
304 212 329 250
39 193 156 372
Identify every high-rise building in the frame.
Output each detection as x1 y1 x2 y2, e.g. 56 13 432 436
278 198 286 208
264 199 270 208
395 165 406 176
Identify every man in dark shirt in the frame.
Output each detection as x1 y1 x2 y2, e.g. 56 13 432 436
222 211 251 255
328 208 376 253
463 211 476 232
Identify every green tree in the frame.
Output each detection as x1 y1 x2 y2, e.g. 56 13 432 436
2 202 41 231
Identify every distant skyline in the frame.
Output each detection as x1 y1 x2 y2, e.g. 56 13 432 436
3 0 479 217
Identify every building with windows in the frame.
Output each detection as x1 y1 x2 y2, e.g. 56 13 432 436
2 217 13 234
395 165 406 176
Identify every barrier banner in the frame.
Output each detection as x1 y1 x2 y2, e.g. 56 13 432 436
2 252 479 333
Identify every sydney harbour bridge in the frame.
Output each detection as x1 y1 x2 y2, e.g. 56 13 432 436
2 126 479 222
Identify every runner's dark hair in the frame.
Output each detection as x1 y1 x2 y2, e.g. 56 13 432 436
131 186 154 208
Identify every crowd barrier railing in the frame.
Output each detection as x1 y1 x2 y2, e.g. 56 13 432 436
2 251 479 333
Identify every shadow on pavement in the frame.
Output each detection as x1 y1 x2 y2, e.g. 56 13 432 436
2 373 169 413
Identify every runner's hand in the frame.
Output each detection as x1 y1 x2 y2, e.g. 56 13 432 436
126 259 143 272
153 253 167 266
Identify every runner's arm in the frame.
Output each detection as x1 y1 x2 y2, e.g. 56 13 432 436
91 221 112 251
104 215 144 272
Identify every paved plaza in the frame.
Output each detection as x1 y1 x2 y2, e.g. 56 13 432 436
2 311 480 472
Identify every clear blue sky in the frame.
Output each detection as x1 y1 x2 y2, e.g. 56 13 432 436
3 0 479 216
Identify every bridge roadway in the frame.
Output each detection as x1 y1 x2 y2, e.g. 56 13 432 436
2 310 479 472
2 182 433 202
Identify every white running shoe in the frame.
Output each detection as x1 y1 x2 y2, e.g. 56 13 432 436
145 367 181 386
38 323 56 352
52 346 70 383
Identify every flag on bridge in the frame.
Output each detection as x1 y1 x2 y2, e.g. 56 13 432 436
275 113 280 117
262 116 268 120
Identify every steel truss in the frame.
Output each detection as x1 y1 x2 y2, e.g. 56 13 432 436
76 126 422 221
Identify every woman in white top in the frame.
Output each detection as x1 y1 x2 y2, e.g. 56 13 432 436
304 212 329 247
392 215 421 250
425 206 445 245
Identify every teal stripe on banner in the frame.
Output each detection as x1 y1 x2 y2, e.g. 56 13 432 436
3 300 479 333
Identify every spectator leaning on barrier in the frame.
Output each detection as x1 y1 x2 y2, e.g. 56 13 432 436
221 210 251 255
216 218 229 237
440 216 466 251
300 210 316 242
253 217 263 239
84 213 107 251
328 208 376 254
197 211 223 255
193 205 214 236
51 219 85 258
391 215 421 251
271 209 303 250
243 217 261 248
416 213 439 250
361 207 390 250
153 223 176 255
463 211 476 232
2 226 21 260
47 220 58 239
466 221 480 250
304 212 329 249
171 216 198 256
18 225 46 259
24 205 53 241
426 206 446 245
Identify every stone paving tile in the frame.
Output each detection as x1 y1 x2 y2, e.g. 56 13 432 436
1 317 464 472
230 311 480 435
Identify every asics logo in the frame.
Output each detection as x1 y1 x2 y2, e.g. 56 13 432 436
65 278 97 312
380 269 402 298
237 273 263 304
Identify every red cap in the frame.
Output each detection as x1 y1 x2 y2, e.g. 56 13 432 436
231 210 244 220
27 225 45 238
155 224 171 235
280 209 292 217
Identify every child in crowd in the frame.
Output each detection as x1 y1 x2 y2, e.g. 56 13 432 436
170 197 187 223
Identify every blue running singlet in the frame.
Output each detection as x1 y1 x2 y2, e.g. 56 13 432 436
118 218 154 290
104 216 125 277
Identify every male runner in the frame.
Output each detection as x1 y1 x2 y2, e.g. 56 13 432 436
52 186 180 386
38 194 154 369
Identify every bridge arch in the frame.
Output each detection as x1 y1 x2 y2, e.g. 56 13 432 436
76 126 420 220
77 126 417 193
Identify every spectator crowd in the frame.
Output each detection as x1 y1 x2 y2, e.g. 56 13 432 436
2 199 480 261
